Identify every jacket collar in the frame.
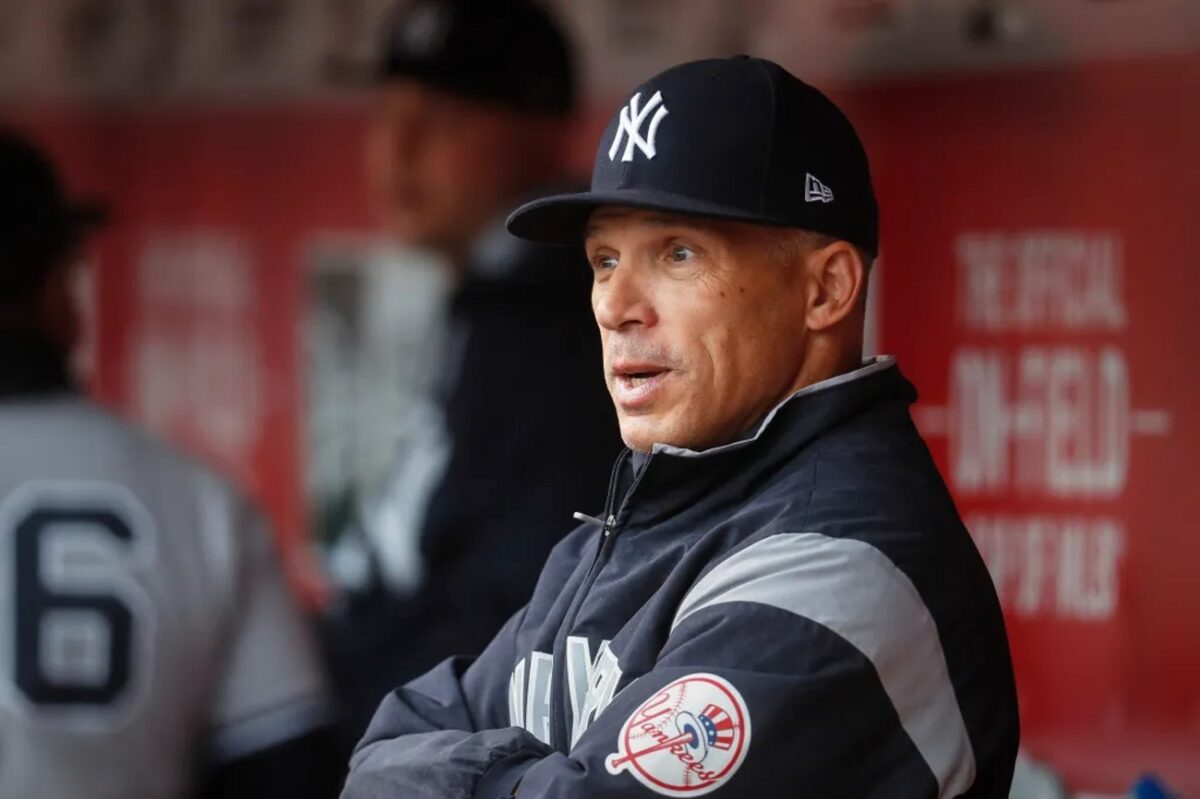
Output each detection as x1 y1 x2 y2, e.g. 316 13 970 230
616 356 917 529
650 356 900 460
0 330 76 400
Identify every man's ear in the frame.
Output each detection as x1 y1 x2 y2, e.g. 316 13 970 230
803 240 866 332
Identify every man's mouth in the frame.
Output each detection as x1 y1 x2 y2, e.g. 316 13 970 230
613 361 669 380
611 363 673 409
619 370 664 386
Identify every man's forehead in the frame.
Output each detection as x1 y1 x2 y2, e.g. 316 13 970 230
373 79 440 114
584 207 717 240
374 78 477 113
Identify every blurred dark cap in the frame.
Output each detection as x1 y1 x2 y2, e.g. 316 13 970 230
375 0 576 115
0 128 108 304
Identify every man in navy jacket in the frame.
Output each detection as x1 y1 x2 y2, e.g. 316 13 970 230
343 56 1019 798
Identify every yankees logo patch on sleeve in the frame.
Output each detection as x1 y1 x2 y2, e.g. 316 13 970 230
605 673 750 796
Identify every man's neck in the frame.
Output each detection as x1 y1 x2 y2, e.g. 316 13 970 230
788 339 864 398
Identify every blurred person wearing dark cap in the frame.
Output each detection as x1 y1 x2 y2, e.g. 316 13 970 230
320 0 619 753
343 56 1017 798
0 128 340 799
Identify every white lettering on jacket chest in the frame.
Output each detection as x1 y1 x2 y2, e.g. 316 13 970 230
508 636 623 747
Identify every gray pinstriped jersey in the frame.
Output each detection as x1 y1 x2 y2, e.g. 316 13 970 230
0 395 328 799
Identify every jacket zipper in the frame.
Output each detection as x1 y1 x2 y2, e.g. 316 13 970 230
548 449 631 750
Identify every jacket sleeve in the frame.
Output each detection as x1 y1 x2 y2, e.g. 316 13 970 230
351 599 530 742
343 532 984 799
340 599 538 799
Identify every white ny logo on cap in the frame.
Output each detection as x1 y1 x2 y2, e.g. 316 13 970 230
609 91 669 163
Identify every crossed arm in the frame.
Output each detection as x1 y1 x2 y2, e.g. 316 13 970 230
341 595 961 798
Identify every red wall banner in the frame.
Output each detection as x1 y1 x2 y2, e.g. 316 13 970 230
9 105 374 576
8 53 1199 793
849 55 1200 791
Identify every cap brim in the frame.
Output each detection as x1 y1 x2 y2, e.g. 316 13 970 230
506 188 789 247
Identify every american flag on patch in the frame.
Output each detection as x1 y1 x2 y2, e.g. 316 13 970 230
698 704 737 750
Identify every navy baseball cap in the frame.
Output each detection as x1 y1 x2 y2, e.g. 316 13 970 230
373 0 575 116
0 128 107 303
507 56 878 256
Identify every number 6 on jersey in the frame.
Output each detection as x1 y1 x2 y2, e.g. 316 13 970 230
0 482 155 725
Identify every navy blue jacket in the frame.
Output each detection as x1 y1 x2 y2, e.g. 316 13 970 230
343 358 1019 798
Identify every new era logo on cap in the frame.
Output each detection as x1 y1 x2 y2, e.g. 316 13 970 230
805 173 834 203
608 91 669 163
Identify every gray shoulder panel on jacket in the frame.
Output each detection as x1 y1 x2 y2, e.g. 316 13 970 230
672 532 976 798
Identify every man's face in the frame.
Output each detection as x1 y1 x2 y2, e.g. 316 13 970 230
365 80 540 254
585 208 812 452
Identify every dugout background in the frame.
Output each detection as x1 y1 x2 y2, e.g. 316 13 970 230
2 0 1197 793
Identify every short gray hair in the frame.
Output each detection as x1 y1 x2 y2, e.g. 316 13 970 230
772 228 874 273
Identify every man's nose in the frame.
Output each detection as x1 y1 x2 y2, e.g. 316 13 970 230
593 262 657 331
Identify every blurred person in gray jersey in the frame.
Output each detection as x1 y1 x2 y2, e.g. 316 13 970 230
0 128 339 798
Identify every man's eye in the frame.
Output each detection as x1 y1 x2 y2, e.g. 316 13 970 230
594 255 618 270
669 245 695 262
